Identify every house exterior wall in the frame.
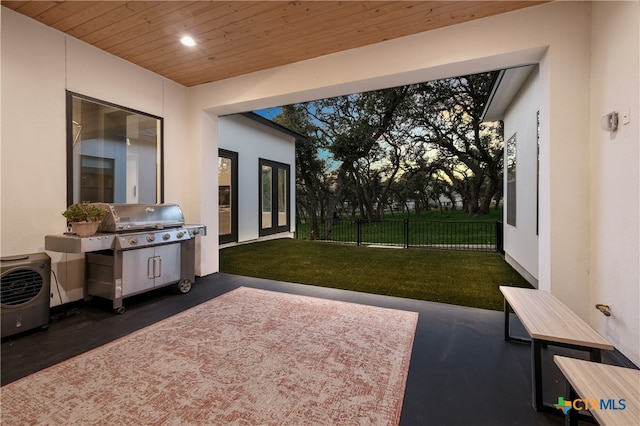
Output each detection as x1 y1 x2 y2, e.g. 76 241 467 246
589 1 639 367
1 8 190 304
2 2 638 365
503 68 540 287
218 115 296 244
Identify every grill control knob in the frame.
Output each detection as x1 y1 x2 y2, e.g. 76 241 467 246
129 237 138 245
162 233 170 241
147 235 155 243
176 232 185 238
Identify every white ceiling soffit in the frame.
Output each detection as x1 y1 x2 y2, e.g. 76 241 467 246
483 64 537 122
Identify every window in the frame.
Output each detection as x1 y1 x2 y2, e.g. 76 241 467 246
67 92 163 205
259 159 290 236
536 111 540 235
219 149 238 244
506 133 517 226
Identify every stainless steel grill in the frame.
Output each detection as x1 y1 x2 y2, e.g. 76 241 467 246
45 203 206 313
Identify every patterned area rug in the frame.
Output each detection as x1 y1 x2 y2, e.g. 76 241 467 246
1 287 418 425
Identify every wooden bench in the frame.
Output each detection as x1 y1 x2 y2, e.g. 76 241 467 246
555 355 639 426
499 286 614 412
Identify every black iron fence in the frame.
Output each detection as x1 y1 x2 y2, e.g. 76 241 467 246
296 218 504 252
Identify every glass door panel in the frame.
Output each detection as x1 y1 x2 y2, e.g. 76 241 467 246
261 165 273 229
218 149 238 244
278 168 287 226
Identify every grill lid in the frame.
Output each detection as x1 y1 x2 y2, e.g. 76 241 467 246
96 203 185 232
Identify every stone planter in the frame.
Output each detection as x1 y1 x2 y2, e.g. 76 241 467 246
71 221 101 237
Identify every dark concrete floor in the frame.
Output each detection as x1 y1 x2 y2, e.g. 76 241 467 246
1 273 626 425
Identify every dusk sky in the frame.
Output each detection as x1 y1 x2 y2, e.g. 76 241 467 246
254 107 281 120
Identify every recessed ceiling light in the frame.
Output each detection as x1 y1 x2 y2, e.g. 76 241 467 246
180 36 196 47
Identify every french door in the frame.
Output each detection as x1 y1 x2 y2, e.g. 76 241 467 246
218 149 238 244
259 158 290 236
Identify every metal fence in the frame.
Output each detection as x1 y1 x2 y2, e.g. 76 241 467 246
296 218 504 252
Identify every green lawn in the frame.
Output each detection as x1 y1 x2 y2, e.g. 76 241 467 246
219 238 532 311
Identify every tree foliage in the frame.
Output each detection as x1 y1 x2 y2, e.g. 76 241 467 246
273 105 328 239
407 73 504 215
273 71 504 237
306 87 411 225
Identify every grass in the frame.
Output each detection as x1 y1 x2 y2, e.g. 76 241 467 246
219 238 532 311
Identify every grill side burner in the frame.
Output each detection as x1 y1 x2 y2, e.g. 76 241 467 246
45 204 206 313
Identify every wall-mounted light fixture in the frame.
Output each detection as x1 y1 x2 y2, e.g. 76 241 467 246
601 111 618 132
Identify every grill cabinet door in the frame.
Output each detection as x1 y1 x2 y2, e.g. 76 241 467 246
122 248 155 296
121 243 181 296
153 244 181 287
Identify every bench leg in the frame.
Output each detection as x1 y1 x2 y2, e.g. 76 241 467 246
503 299 530 344
532 339 544 411
504 299 511 341
566 382 579 426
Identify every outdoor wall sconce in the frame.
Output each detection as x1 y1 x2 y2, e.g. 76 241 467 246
595 303 611 317
600 111 618 132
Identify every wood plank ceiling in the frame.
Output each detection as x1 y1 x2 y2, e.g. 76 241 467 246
2 1 546 87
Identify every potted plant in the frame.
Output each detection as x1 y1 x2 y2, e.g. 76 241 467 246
62 202 109 237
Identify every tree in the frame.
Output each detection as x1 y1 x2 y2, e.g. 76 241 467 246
305 87 410 235
274 71 504 227
273 105 328 239
408 73 504 215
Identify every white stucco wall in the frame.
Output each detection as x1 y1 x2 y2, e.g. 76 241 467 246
589 1 640 367
218 115 296 244
1 8 190 304
503 68 540 287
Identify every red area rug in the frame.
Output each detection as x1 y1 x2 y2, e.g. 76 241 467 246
1 287 418 425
